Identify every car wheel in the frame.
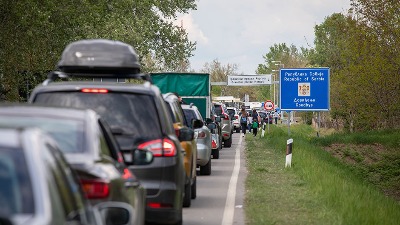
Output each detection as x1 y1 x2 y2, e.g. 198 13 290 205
183 180 191 207
212 147 220 159
224 135 232 148
200 157 211 175
191 176 197 199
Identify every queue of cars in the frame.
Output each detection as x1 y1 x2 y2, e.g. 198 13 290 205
0 39 231 225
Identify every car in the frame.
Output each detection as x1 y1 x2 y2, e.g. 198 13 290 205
0 104 148 225
163 93 197 207
0 126 135 225
213 103 233 147
227 107 240 133
29 39 186 225
206 120 222 159
258 111 273 124
181 104 212 175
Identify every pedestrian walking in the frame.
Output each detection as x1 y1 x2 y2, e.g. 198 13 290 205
239 106 248 137
273 110 279 124
251 109 260 136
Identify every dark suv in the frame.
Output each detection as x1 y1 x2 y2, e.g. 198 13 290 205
29 39 188 225
212 103 233 147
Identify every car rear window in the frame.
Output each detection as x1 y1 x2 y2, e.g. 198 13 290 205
182 109 197 128
0 117 84 153
227 109 235 117
33 92 162 146
0 147 34 214
214 105 223 116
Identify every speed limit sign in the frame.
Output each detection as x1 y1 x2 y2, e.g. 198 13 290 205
264 100 274 110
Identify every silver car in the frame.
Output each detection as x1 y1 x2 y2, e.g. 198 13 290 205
182 104 212 175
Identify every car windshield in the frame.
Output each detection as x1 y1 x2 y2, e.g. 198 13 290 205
34 92 162 147
0 117 84 153
227 109 235 117
0 147 34 214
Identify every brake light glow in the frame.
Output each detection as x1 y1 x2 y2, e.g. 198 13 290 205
122 168 134 180
223 113 229 120
212 140 217 149
147 202 173 209
137 139 176 157
80 179 110 199
81 88 109 93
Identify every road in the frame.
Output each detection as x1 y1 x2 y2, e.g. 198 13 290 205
183 133 247 225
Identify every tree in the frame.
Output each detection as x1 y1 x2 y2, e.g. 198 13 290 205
0 0 197 101
200 59 245 98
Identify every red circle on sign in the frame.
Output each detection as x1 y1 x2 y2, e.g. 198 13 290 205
264 100 274 110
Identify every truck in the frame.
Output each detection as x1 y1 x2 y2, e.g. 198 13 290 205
150 72 211 119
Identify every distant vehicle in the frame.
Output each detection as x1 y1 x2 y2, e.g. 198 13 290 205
182 104 212 175
28 39 186 225
163 93 197 207
227 107 240 133
151 72 212 121
0 126 134 225
0 104 148 225
213 102 233 147
206 121 221 159
258 111 273 124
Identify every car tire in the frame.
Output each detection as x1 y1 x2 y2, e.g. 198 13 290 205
191 176 197 199
212 147 220 159
183 180 191 207
200 157 211 175
224 135 232 148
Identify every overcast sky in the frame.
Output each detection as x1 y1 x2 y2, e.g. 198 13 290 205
177 0 351 74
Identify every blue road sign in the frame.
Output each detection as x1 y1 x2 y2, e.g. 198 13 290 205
279 68 330 111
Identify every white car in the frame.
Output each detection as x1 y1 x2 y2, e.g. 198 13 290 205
227 107 240 133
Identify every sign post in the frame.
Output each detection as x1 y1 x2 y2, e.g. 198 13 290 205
280 68 330 135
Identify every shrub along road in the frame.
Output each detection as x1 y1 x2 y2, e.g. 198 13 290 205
245 124 400 225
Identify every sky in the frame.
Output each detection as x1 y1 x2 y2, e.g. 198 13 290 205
176 0 351 75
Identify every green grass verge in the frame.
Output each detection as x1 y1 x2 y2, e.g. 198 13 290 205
244 125 400 225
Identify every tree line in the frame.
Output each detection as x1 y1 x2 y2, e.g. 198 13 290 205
256 0 400 132
1 0 399 132
0 0 196 101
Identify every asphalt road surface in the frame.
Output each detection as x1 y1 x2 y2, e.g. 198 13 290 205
183 132 247 225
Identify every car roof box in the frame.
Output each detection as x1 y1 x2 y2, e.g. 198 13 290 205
57 39 141 74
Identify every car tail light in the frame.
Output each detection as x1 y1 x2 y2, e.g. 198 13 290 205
223 133 229 137
174 129 180 138
223 113 229 120
235 115 239 119
81 88 109 93
80 179 110 199
197 131 206 139
122 168 134 180
137 139 176 157
212 140 217 149
147 202 173 209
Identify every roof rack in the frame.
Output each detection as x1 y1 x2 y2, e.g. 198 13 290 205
43 70 153 85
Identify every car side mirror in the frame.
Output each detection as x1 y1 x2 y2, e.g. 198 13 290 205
205 118 213 124
192 119 204 129
178 127 194 141
131 149 154 165
215 116 221 123
93 202 134 225
0 217 13 225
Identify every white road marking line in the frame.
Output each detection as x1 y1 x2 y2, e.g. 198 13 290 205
221 135 242 225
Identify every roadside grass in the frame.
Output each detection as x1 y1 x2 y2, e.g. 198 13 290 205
244 124 400 225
